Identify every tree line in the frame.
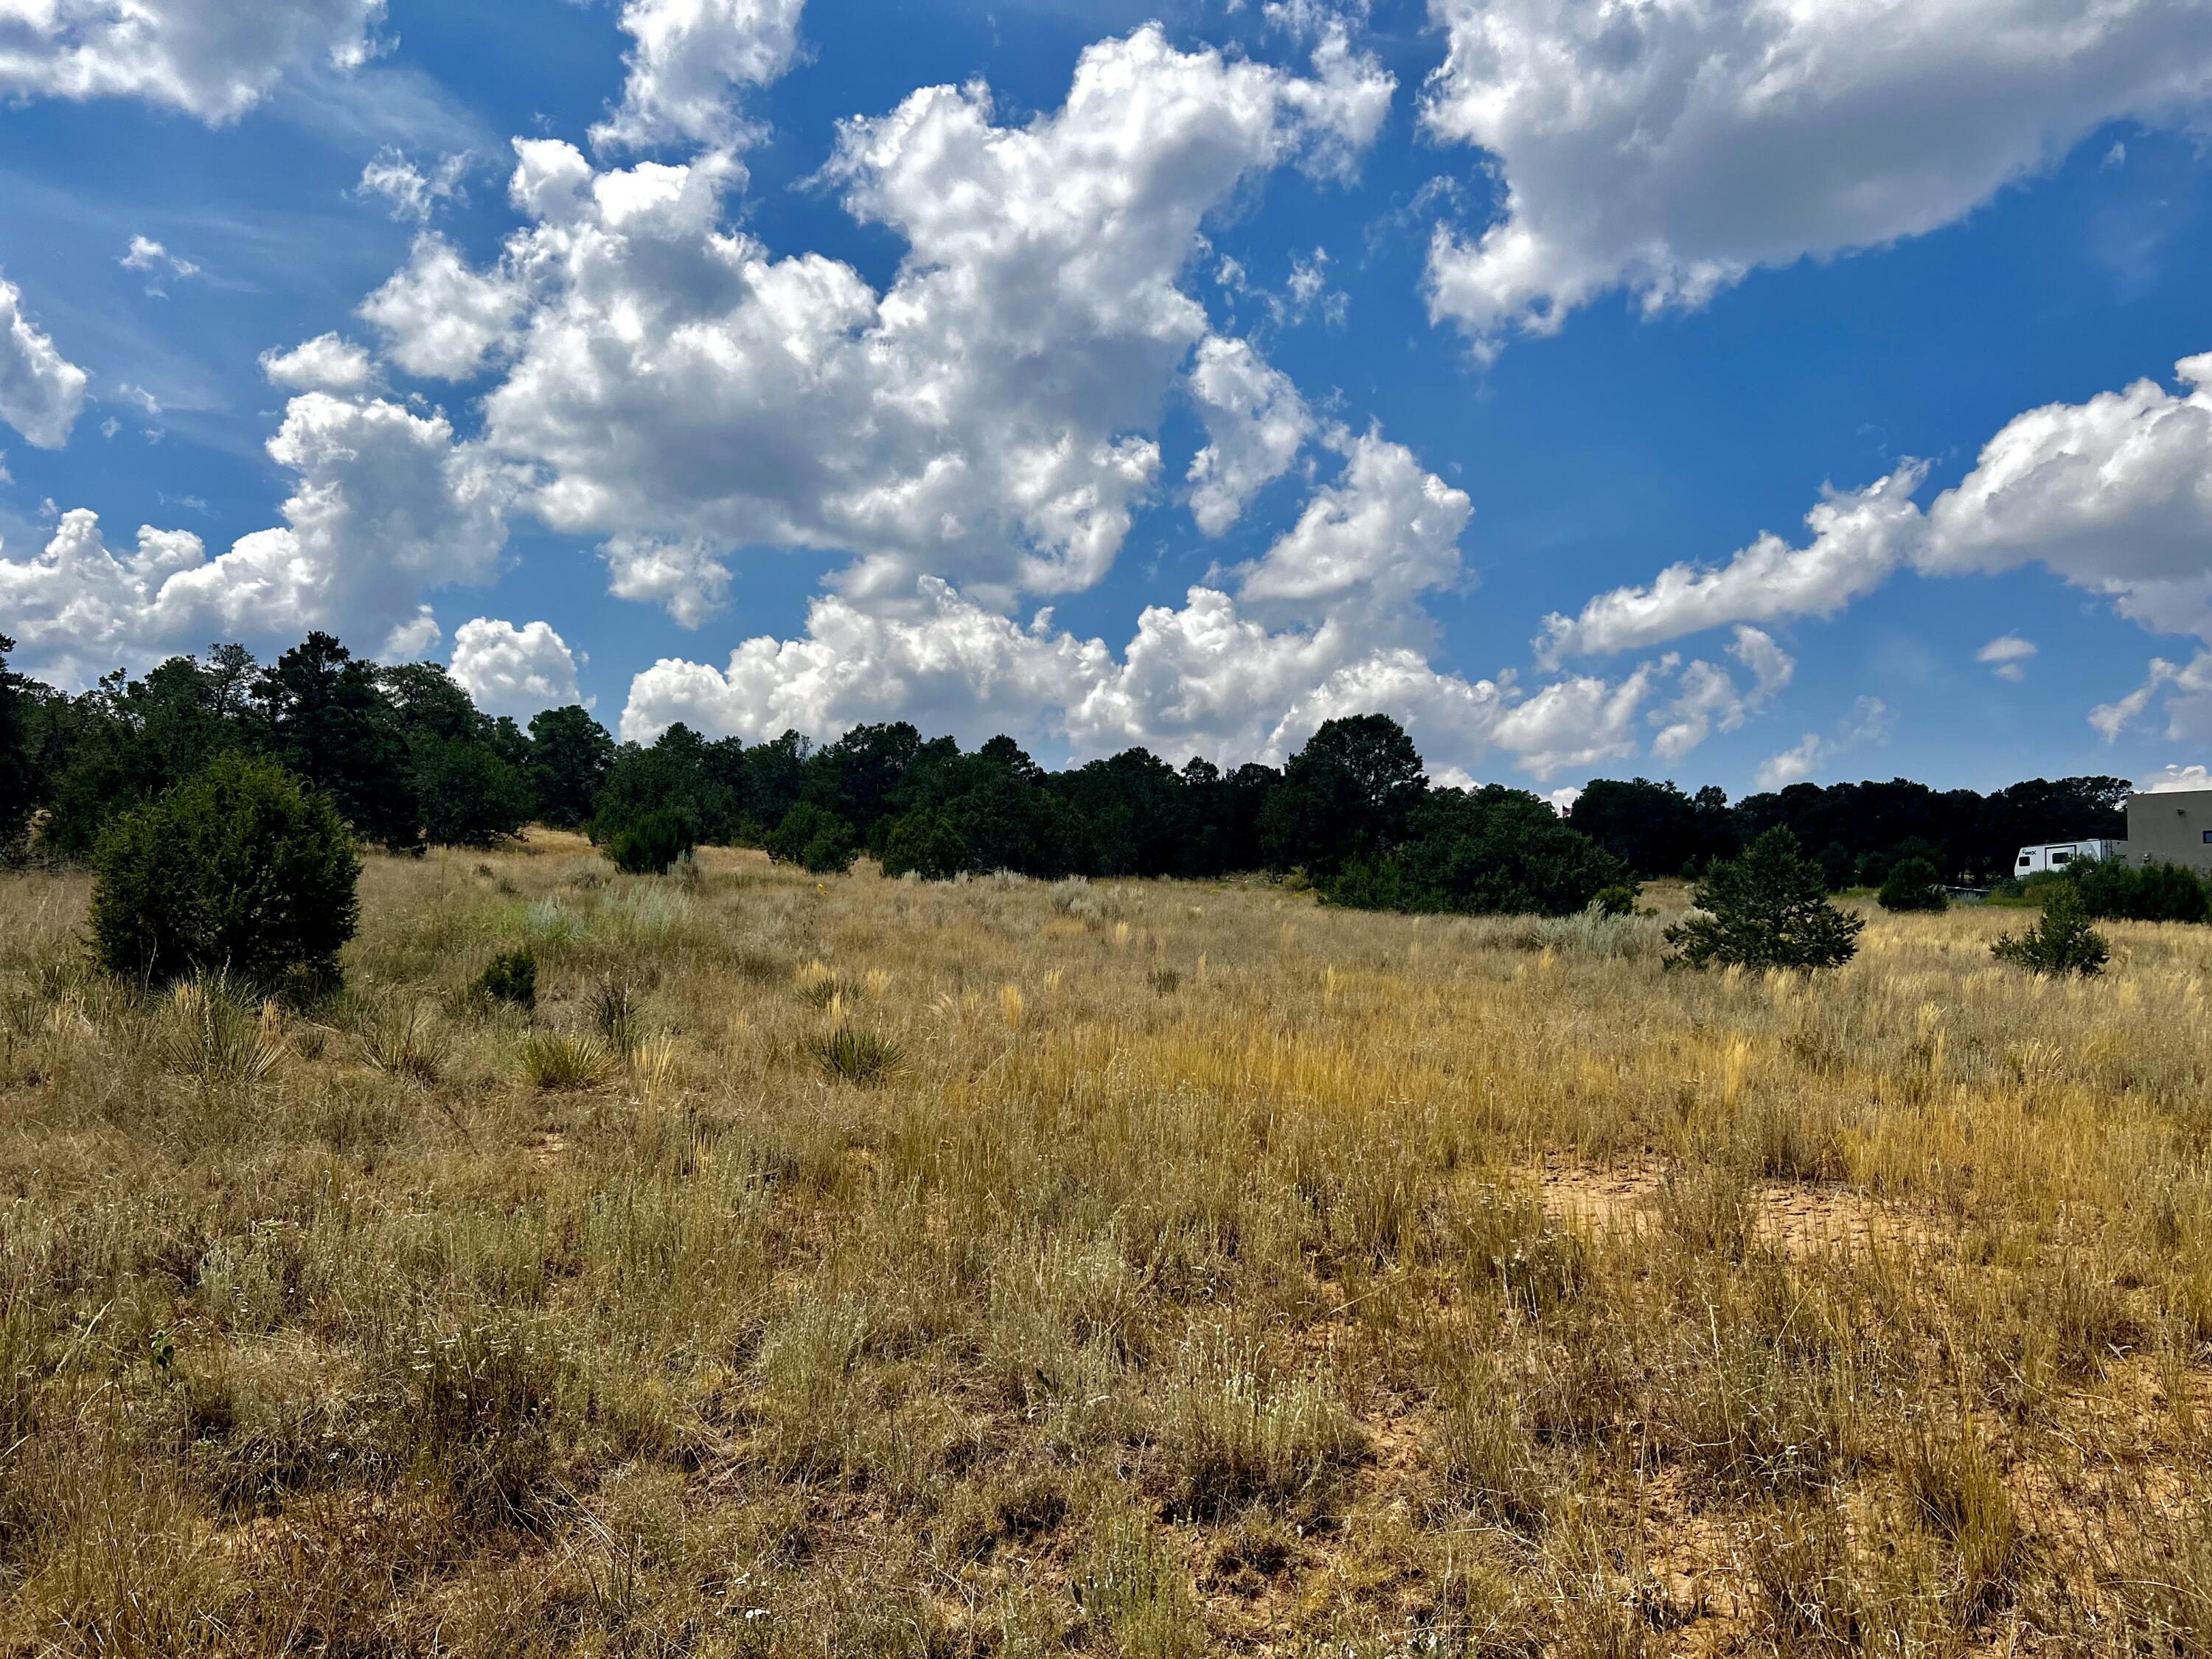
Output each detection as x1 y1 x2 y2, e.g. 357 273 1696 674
0 631 2138 916
1568 773 2131 888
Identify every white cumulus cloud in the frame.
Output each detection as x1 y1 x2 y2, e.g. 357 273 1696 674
1753 697 1892 791
1186 336 1313 536
2091 653 2212 743
394 27 1392 616
119 235 199 291
0 392 515 684
0 0 387 124
448 618 584 717
601 536 733 628
1422 0 2212 349
1921 354 2212 638
358 233 527 380
358 149 470 222
1538 466 1926 661
618 430 1661 783
0 279 88 449
1545 353 2212 668
2138 763 2212 794
592 0 807 153
1649 626 1795 762
260 333 378 394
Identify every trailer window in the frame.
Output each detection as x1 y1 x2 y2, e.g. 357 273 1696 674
2051 852 2070 865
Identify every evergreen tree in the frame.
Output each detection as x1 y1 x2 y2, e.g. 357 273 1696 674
1326 786 1627 917
881 807 970 880
0 635 34 857
526 706 616 830
414 736 535 847
1993 883 2110 976
1261 714 1425 877
607 808 697 874
1666 828 1864 970
40 653 257 857
766 802 858 874
90 752 361 990
254 633 420 849
1877 855 1948 913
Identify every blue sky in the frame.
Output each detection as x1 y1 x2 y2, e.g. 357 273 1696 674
3 0 2211 801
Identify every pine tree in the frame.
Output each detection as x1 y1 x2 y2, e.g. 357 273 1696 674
1666 827 1864 970
1992 883 2109 977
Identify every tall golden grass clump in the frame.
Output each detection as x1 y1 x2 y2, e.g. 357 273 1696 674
1 833 2211 1651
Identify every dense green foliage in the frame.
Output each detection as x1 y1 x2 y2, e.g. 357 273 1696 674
15 635 552 855
524 706 617 830
1261 714 1427 879
1666 829 1864 971
89 752 361 990
412 736 535 849
766 803 858 874
880 807 970 880
1571 773 2129 885
0 635 33 859
606 810 698 875
1325 787 1629 917
2067 858 2211 924
1877 856 1949 913
474 948 538 1009
1994 883 2110 976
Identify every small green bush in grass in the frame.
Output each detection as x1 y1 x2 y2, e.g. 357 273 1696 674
1666 828 1863 972
90 752 361 992
1993 883 2110 977
768 803 858 875
1877 856 1948 913
806 1025 903 1085
1593 884 1638 918
606 809 696 876
474 948 537 1009
519 1029 614 1091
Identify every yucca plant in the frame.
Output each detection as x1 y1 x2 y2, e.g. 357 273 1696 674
793 959 862 1009
520 1029 613 1091
586 976 645 1055
805 1025 903 1085
156 974 285 1087
357 1003 447 1084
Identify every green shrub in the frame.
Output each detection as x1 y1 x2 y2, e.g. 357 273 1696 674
1993 884 2109 977
1877 856 1948 913
606 808 696 875
1815 841 1855 893
1593 884 1638 918
2070 858 2209 924
518 1029 614 1091
89 753 361 991
880 807 970 880
1666 828 1863 972
474 948 537 1009
768 803 858 874
1325 786 1627 917
805 1025 903 1085
413 737 534 849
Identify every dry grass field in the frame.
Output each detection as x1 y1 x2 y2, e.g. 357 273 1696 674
4 836 2212 1655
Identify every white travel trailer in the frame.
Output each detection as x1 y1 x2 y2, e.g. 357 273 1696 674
2014 839 2126 877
